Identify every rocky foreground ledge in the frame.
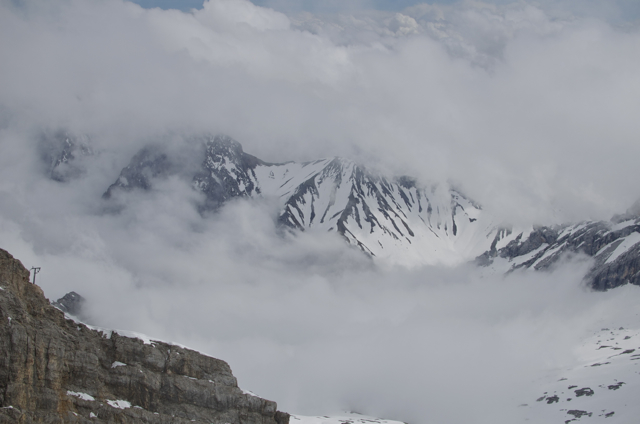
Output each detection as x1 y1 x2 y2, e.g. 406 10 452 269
0 248 290 424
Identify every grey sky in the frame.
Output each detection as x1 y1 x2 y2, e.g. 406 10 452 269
131 0 464 12
131 0 640 21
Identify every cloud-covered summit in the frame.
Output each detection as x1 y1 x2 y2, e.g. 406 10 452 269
2 0 640 225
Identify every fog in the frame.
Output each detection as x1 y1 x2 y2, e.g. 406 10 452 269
2 0 640 423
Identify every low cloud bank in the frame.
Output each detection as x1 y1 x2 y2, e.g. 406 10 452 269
2 182 637 423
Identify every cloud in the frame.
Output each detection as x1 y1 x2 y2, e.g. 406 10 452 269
2 1 640 422
3 0 640 223
3 189 635 423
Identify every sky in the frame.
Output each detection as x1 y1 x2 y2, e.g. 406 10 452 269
131 0 463 12
131 0 640 20
2 0 640 423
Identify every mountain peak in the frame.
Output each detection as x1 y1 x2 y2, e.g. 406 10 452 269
102 134 499 266
203 133 244 157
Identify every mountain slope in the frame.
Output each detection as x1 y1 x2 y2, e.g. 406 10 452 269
521 321 640 423
257 157 500 266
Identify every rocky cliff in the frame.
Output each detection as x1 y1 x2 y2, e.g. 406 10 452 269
0 248 290 424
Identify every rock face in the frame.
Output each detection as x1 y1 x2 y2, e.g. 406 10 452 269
51 291 86 317
0 248 290 424
103 135 266 207
192 135 266 211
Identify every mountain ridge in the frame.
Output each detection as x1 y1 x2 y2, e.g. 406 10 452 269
43 131 640 287
98 134 502 267
477 212 640 290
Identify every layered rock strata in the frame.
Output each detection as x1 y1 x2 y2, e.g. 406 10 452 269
0 248 289 424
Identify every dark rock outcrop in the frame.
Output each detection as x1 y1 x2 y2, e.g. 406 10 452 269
103 134 267 209
102 144 174 199
52 291 85 317
0 248 290 424
192 135 266 211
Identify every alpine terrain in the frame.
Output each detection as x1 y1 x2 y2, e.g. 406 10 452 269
45 131 640 287
2 130 640 424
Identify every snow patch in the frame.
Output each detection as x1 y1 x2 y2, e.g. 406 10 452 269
532 242 565 267
610 219 636 232
106 399 131 409
66 391 95 401
511 243 549 267
605 232 640 264
111 361 126 368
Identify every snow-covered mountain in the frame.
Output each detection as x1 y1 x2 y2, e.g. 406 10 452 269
43 131 640 283
477 208 640 290
103 134 505 267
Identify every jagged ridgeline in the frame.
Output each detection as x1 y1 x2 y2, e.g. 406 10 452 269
0 248 290 423
40 131 640 288
97 134 500 266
